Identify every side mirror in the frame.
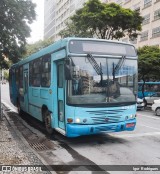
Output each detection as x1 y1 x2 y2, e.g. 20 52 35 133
65 58 73 80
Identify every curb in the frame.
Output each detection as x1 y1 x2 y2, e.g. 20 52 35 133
3 105 56 174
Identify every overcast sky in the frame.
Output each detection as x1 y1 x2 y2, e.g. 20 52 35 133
27 0 44 44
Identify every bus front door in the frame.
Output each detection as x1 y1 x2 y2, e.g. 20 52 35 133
57 61 65 130
23 70 29 113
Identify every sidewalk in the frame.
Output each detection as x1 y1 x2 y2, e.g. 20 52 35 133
0 106 52 174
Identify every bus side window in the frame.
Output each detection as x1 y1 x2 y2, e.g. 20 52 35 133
41 56 51 87
145 84 149 91
32 59 41 87
154 85 158 91
19 66 23 89
138 84 142 91
29 62 33 86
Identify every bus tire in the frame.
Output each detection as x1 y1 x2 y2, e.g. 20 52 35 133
44 110 53 134
155 108 160 116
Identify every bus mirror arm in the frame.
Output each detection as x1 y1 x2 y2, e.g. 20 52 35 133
65 58 73 80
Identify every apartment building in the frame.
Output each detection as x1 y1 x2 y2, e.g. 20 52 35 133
44 0 88 41
109 0 160 47
44 0 56 40
44 0 160 47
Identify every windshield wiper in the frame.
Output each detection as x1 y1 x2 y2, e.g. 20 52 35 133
113 55 126 80
114 55 126 73
87 53 103 85
87 54 103 75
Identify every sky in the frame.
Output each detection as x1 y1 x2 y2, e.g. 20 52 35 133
27 0 44 44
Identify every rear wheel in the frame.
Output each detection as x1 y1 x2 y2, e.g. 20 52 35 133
155 108 160 116
44 110 53 134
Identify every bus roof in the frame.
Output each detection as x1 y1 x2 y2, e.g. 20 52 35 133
11 37 136 68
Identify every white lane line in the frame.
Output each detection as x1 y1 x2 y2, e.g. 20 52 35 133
2 100 17 113
111 132 160 138
137 114 160 120
139 123 160 131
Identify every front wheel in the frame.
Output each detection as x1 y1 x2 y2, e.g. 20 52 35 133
155 108 160 116
44 110 53 134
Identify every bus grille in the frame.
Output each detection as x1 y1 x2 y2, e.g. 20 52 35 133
95 125 117 132
87 109 125 124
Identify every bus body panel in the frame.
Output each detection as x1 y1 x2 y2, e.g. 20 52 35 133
65 104 136 137
66 119 136 137
28 87 53 121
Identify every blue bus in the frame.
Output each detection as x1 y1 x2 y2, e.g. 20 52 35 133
138 81 160 98
9 37 137 137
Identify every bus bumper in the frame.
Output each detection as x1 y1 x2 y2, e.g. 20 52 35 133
66 119 136 137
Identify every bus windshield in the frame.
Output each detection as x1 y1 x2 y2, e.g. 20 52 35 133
67 56 137 105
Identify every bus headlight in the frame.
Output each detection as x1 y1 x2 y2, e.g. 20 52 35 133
75 118 81 123
125 114 136 120
129 114 135 119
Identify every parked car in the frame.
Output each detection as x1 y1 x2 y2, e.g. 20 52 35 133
143 92 160 107
137 98 144 110
152 99 160 116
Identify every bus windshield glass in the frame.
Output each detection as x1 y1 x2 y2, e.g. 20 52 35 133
69 40 137 57
67 56 137 105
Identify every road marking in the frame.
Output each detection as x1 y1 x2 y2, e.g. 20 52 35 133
139 123 160 131
2 100 17 113
137 113 160 120
111 131 160 138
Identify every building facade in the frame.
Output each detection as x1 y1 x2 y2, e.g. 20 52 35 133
44 0 160 47
44 0 88 41
109 0 160 47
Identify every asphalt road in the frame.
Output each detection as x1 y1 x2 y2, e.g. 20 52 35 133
1 83 160 174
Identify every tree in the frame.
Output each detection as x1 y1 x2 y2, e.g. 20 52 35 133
59 0 143 40
4 70 9 81
0 0 36 68
59 21 93 38
22 38 54 58
138 46 160 97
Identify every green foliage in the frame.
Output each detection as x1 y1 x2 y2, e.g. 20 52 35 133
59 0 143 40
138 46 160 82
59 21 93 38
0 0 36 68
22 38 54 58
4 70 9 81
